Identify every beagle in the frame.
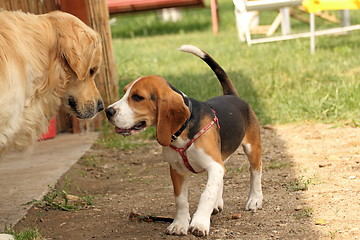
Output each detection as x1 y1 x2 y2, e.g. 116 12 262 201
105 45 263 237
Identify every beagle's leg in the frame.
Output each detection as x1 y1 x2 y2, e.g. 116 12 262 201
212 179 224 215
242 119 263 211
189 161 224 237
166 166 190 236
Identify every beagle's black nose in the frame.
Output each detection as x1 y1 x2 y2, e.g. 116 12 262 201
105 107 116 119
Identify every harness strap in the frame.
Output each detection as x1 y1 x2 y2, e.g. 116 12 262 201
169 146 197 173
171 99 192 142
169 109 220 174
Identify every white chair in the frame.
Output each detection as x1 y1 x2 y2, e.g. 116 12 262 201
234 0 360 53
233 0 303 45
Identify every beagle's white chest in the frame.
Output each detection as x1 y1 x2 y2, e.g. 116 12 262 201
162 137 214 175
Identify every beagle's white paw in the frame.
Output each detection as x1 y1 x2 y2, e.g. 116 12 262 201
189 216 210 237
245 193 263 211
165 219 189 236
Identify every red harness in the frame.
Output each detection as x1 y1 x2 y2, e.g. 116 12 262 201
169 110 220 174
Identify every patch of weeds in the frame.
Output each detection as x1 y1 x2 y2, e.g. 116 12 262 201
80 155 97 168
351 119 359 128
63 175 72 190
284 175 314 191
78 170 87 178
3 226 45 240
293 208 313 219
265 161 291 170
77 194 95 206
26 186 94 211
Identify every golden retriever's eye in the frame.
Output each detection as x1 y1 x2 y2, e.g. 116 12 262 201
131 94 144 102
89 67 96 77
62 54 70 67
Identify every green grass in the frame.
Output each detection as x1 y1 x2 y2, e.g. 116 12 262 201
80 155 97 168
3 226 45 240
109 0 360 126
26 185 94 211
284 175 315 191
265 161 291 170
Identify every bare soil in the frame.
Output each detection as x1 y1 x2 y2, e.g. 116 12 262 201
15 123 360 240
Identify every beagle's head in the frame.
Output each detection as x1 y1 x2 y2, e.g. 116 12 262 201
105 75 190 146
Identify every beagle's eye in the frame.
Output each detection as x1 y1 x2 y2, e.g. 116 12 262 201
131 94 144 102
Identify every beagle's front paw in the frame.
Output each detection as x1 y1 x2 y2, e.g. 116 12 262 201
245 193 263 212
165 219 189 236
189 216 210 237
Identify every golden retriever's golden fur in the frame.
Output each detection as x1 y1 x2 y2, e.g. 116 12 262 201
0 10 103 157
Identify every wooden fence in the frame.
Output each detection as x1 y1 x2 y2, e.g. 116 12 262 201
0 0 58 13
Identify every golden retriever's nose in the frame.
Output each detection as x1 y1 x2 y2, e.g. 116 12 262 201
68 96 77 109
105 107 116 119
97 100 104 112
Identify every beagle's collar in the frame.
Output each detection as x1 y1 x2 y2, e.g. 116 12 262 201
171 93 192 142
170 109 220 173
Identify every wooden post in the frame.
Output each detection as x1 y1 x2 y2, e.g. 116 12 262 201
59 0 118 133
210 0 219 34
87 0 119 107
59 0 89 24
59 0 90 133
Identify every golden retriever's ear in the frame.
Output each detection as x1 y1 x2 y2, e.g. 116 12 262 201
156 92 190 146
59 24 101 80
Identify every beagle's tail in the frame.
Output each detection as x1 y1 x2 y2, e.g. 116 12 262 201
179 44 238 96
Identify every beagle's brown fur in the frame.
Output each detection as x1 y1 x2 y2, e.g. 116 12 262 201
106 45 262 237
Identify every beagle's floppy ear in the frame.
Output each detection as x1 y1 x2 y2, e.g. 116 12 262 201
156 91 190 146
58 17 102 80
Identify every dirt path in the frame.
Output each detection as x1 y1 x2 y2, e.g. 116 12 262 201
15 123 360 239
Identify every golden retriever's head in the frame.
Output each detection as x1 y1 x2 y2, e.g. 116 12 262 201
49 11 104 119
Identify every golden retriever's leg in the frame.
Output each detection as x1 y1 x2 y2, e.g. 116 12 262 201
0 85 23 152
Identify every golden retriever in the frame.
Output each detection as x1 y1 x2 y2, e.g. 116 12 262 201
0 10 103 157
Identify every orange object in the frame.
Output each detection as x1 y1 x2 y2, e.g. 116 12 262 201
40 118 57 140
